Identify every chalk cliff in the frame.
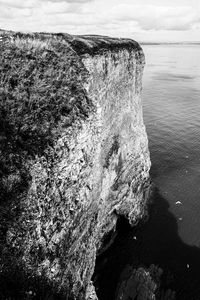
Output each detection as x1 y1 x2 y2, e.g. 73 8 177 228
0 32 151 299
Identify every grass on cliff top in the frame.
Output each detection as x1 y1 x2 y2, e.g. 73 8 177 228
0 34 91 156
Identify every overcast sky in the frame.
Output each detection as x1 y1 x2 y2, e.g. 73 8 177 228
0 0 200 42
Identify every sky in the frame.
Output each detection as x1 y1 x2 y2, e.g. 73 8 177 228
0 0 200 42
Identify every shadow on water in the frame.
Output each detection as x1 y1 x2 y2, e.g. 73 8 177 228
94 187 200 300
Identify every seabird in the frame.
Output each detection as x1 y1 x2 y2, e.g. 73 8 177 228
175 201 182 205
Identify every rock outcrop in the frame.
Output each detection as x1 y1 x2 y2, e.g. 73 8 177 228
116 265 158 300
0 32 151 299
115 265 176 300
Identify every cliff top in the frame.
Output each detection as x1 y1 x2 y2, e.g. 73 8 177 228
0 30 142 55
58 33 142 55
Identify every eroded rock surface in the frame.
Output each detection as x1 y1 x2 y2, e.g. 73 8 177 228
0 31 150 299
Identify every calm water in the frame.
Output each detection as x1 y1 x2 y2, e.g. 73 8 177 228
96 45 200 300
142 44 200 247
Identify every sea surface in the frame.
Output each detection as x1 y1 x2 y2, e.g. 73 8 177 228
142 44 200 247
95 44 200 300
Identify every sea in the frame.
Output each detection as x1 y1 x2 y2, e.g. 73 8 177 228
95 44 200 300
142 44 200 248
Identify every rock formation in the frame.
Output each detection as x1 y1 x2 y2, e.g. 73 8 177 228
0 31 151 299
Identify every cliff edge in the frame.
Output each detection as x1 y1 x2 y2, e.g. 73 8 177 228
0 32 151 299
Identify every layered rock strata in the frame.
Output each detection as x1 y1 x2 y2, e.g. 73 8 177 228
0 32 151 299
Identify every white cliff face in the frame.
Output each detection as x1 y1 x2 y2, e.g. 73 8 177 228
83 47 150 226
0 33 151 300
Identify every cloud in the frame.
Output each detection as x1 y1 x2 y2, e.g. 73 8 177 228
0 0 92 9
0 0 35 8
42 2 81 14
42 0 92 2
107 4 200 31
0 2 33 19
0 7 13 18
0 0 91 16
0 0 200 42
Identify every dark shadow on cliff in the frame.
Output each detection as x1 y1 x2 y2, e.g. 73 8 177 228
94 187 200 300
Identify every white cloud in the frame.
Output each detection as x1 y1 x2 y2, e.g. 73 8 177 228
0 0 92 9
43 2 82 14
0 0 200 41
44 0 92 2
0 7 13 18
108 4 199 31
0 0 35 8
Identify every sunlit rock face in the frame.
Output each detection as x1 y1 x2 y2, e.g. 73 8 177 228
0 32 150 299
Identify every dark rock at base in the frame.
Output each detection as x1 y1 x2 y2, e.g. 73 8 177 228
115 265 176 300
